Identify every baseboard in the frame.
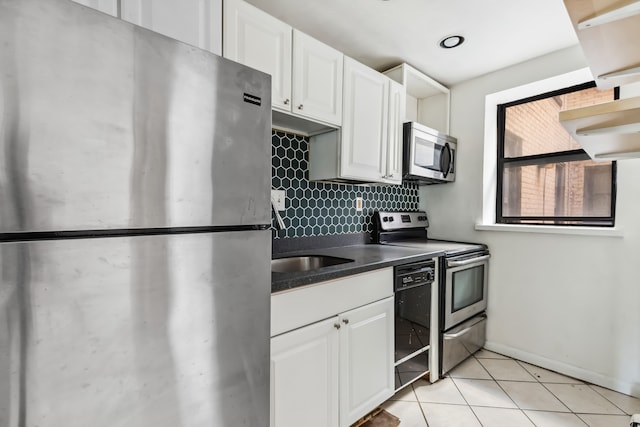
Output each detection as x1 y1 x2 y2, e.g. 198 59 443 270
484 341 640 399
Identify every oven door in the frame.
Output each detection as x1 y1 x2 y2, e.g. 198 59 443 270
444 252 490 331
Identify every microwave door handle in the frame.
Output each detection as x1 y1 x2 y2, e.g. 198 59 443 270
447 254 491 267
440 143 452 178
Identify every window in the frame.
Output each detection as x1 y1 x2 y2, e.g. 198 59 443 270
496 82 617 227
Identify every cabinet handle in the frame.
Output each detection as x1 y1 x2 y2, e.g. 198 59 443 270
298 104 304 110
283 99 290 105
342 319 349 325
334 323 341 330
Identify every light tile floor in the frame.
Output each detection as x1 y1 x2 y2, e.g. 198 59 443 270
381 349 640 426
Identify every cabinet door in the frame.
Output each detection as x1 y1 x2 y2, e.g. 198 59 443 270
71 0 118 16
223 0 292 111
341 57 389 182
292 30 343 126
384 79 406 184
339 297 395 427
271 317 340 427
121 0 222 55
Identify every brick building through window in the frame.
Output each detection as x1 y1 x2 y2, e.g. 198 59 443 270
497 83 616 226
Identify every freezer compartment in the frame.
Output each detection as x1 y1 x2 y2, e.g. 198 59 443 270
0 0 271 233
0 230 270 427
441 314 486 375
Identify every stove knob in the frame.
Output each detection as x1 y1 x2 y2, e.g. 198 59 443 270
388 217 394 222
382 216 388 222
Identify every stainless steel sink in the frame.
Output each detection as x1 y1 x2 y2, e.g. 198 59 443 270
271 255 354 273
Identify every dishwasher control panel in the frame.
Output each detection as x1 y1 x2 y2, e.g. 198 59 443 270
394 259 435 291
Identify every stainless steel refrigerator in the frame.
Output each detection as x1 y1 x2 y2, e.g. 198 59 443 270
0 0 272 425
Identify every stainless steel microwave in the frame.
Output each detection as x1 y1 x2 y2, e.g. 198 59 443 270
403 122 456 184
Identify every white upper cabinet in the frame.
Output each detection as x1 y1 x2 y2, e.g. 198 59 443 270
384 62 450 134
384 79 406 185
223 0 292 111
309 59 403 185
224 0 343 127
70 0 118 16
292 30 343 125
121 0 222 55
341 57 389 182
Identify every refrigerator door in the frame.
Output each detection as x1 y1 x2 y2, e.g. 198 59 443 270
0 0 271 233
0 230 270 426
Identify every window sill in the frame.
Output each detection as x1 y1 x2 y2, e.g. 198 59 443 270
475 223 623 237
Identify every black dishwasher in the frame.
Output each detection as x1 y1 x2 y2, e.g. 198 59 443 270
394 259 435 391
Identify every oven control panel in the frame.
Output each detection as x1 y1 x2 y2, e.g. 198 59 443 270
376 211 429 231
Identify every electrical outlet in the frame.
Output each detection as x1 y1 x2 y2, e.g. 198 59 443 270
355 197 363 212
271 190 286 211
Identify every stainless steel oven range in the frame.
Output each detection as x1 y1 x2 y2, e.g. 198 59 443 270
373 211 490 379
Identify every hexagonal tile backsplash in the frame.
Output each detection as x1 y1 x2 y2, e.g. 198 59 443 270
271 130 419 239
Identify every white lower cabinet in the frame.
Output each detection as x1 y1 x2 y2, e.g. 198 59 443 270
339 298 395 426
271 316 339 427
270 294 394 427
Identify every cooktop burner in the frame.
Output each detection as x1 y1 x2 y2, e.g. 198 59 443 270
372 211 487 256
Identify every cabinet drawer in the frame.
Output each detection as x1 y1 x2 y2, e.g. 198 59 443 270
271 268 393 337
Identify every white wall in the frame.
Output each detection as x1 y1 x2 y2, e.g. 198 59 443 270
420 45 640 397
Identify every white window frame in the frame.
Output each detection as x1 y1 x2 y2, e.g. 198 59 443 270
476 67 623 237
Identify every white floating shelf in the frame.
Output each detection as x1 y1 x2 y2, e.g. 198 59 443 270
577 0 640 29
564 0 640 89
559 96 640 161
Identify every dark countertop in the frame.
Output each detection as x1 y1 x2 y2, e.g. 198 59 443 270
271 243 446 293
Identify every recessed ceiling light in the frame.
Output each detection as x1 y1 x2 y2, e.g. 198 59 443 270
439 35 465 49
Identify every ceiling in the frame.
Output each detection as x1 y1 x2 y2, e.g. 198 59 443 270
245 0 580 87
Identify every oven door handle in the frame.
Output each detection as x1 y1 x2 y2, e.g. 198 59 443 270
444 315 487 339
447 254 490 267
444 327 474 340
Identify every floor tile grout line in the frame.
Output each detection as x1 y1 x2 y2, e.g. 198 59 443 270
515 359 543 384
467 356 525 411
490 376 541 426
587 383 634 415
474 354 500 383
573 413 589 426
478 356 538 383
514 358 587 386
473 354 555 426
539 382 627 416
446 371 486 426
411 350 638 427
482 353 615 417
409 382 431 427
538 380 577 414
467 405 536 427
